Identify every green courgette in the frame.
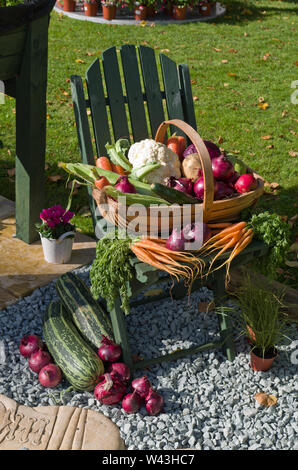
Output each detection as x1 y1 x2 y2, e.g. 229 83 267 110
104 186 170 206
150 183 199 205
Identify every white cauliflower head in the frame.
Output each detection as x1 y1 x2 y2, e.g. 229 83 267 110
128 139 181 184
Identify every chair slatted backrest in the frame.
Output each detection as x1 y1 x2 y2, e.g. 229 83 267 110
70 44 197 231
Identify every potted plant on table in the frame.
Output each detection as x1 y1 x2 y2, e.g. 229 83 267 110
101 0 117 19
84 0 98 15
235 277 291 372
36 205 75 264
61 0 76 11
134 1 147 20
198 0 211 16
172 0 188 20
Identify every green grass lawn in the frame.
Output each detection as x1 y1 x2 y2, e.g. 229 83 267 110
0 0 297 283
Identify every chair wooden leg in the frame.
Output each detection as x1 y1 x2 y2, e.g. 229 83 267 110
213 270 236 361
109 296 134 372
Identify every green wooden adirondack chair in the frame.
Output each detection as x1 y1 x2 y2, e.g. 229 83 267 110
70 45 268 372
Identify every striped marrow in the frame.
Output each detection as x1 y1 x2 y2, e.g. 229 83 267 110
43 301 104 391
56 272 115 350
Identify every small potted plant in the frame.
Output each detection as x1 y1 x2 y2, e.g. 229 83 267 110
61 0 76 11
235 277 291 372
134 1 147 20
101 0 117 19
199 0 211 16
84 0 98 16
172 0 188 20
36 205 75 264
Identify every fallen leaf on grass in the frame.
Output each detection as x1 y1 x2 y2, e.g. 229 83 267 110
261 135 272 140
221 59 228 64
217 136 224 144
227 72 237 78
161 48 170 53
258 102 269 110
255 392 278 407
289 151 298 157
7 168 15 177
262 53 270 61
75 59 85 64
48 175 62 183
288 215 298 228
265 181 280 190
281 110 288 118
266 145 274 149
213 48 222 52
228 48 238 53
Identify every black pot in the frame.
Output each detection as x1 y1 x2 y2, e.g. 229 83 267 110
0 0 56 33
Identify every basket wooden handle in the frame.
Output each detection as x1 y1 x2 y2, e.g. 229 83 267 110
155 119 214 216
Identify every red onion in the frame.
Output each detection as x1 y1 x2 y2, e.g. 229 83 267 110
234 174 257 194
212 154 235 181
214 181 235 200
98 336 122 363
131 376 152 399
122 390 142 414
203 140 221 160
183 222 211 249
115 176 136 194
107 362 131 385
173 178 194 196
94 373 126 405
145 388 164 416
165 228 186 252
183 144 197 158
227 171 240 186
19 335 43 358
28 349 52 373
38 363 62 388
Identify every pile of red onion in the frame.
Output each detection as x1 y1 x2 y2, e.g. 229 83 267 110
19 334 63 388
94 336 164 415
179 141 257 201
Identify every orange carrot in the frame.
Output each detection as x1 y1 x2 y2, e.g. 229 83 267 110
94 177 109 190
96 156 113 171
207 221 247 241
207 222 233 229
111 163 126 175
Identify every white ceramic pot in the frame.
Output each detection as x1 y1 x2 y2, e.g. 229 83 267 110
40 231 75 264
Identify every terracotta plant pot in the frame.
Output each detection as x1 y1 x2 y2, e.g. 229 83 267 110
199 3 211 16
173 5 187 20
63 0 76 12
84 2 98 16
102 4 116 20
134 5 147 21
250 348 277 372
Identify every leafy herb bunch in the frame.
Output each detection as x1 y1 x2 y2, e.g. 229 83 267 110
90 231 134 316
246 211 292 278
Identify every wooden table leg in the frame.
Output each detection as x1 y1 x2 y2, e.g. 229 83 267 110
213 270 236 361
109 296 134 372
15 16 49 243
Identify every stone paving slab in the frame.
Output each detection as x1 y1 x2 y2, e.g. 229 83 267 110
0 394 125 450
0 215 96 310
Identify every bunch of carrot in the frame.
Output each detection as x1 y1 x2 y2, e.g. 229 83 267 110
131 221 254 287
130 238 205 289
201 221 253 282
94 156 126 190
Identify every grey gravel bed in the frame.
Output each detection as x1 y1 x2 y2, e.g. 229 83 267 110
0 264 297 451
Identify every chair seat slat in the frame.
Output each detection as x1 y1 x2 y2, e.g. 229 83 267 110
138 45 165 138
86 58 111 156
120 45 148 142
102 46 130 142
